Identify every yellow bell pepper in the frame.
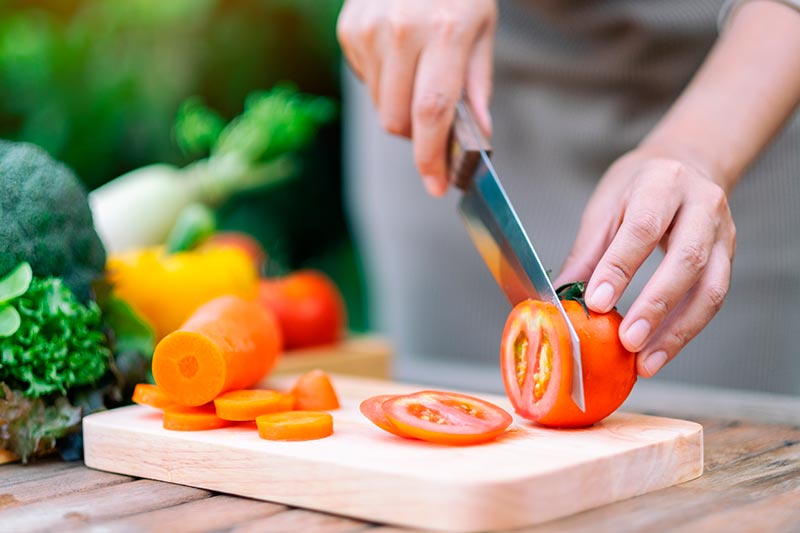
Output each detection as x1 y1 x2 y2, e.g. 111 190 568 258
107 245 258 339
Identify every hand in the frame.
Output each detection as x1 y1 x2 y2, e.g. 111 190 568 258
337 0 497 196
555 149 737 378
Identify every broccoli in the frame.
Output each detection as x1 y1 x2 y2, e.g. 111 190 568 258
0 140 106 302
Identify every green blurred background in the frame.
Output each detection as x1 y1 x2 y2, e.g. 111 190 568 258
0 0 369 330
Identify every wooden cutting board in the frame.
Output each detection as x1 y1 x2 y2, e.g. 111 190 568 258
0 336 391 466
83 375 703 532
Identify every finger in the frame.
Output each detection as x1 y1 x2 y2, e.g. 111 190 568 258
336 6 369 82
554 207 618 288
636 242 732 377
411 39 472 196
585 171 683 313
377 32 421 138
464 29 494 137
618 205 718 352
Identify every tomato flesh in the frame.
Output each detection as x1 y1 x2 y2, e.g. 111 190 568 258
381 391 512 446
501 296 637 428
359 395 410 437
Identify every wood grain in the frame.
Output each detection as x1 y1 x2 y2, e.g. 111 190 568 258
85 495 287 533
83 375 703 532
0 479 210 532
517 424 800 532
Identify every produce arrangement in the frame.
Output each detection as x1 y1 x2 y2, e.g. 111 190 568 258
0 85 348 462
1 81 639 462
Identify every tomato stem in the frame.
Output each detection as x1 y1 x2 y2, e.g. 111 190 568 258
556 281 592 318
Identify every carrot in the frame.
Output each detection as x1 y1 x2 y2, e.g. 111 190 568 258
152 295 282 406
256 411 333 441
290 369 340 411
132 383 174 409
163 404 232 431
213 389 295 421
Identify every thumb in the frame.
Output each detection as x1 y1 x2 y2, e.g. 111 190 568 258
554 209 616 288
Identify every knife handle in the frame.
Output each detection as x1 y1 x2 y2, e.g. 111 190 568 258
448 98 492 190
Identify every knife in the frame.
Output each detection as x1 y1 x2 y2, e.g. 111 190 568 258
448 98 585 412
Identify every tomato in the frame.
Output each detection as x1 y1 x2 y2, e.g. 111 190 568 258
203 231 267 272
257 270 347 350
500 282 637 428
359 395 410 437
381 391 513 445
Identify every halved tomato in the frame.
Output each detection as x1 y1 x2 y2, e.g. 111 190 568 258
359 395 410 437
500 282 637 428
381 391 513 445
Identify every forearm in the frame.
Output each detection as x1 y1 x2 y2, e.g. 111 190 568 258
640 0 800 194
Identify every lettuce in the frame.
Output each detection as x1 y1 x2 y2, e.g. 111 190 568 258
0 383 82 463
0 275 111 398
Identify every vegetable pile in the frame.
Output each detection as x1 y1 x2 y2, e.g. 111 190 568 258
1 84 344 462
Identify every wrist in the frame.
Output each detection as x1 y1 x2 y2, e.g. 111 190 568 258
634 138 738 195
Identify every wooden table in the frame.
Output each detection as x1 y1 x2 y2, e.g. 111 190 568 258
1 380 799 533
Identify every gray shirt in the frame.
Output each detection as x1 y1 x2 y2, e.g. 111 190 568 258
344 0 800 395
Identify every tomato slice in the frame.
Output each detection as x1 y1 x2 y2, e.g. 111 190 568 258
382 391 512 445
359 395 411 437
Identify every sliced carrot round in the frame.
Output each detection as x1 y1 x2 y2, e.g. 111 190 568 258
291 369 340 411
163 404 232 431
213 389 295 421
256 411 333 441
132 383 174 409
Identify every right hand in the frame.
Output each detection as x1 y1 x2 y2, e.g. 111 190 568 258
337 0 497 196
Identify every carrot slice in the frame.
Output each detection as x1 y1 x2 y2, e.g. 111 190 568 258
132 383 174 409
213 389 295 421
256 411 333 441
163 404 232 431
291 369 340 411
152 295 283 406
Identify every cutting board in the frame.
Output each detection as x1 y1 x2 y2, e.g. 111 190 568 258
83 375 703 532
0 336 391 466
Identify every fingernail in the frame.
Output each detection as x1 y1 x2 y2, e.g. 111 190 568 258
423 176 444 196
643 351 667 376
588 282 614 312
623 319 651 350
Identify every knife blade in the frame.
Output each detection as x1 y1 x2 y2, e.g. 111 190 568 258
448 98 585 412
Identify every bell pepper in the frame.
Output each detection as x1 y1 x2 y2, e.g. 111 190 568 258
107 245 258 339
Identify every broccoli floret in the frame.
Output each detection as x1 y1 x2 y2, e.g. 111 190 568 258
0 140 106 302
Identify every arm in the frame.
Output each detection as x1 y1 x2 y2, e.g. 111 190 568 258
643 0 800 192
557 0 800 377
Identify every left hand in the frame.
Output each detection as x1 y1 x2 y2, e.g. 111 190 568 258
555 148 736 378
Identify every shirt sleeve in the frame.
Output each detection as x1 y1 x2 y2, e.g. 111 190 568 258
718 0 800 31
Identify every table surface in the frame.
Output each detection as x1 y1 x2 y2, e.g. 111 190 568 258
2 379 799 533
